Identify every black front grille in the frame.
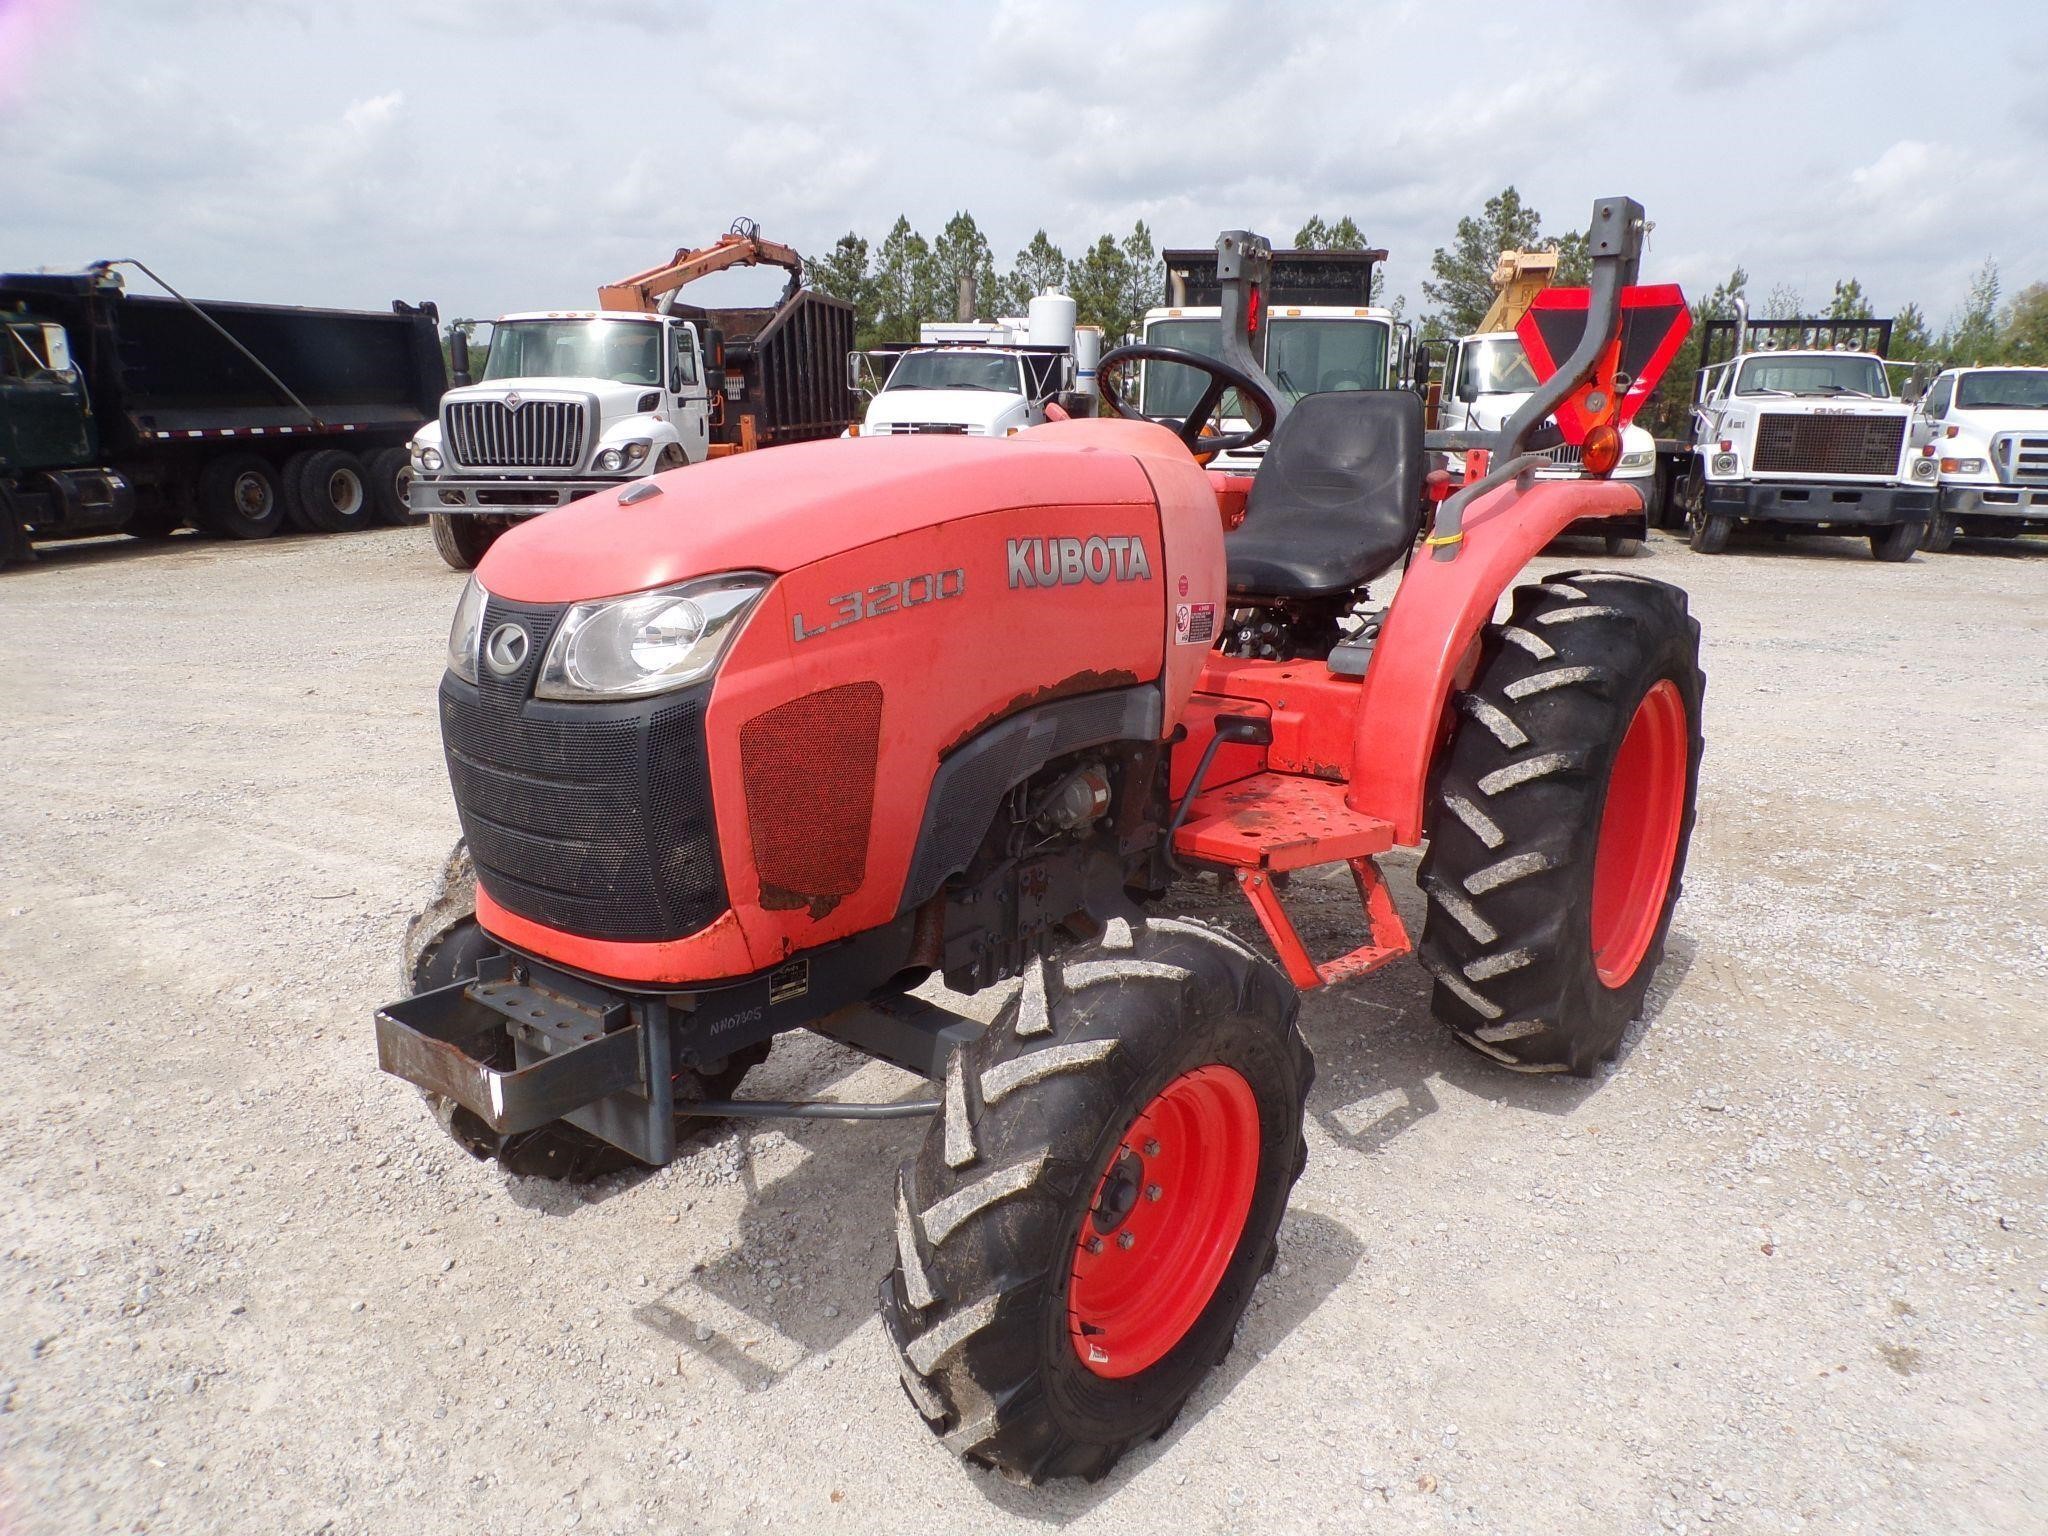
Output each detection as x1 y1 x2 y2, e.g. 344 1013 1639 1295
440 596 725 944
1753 412 1905 476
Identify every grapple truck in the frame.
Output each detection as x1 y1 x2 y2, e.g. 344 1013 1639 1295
376 198 1705 1482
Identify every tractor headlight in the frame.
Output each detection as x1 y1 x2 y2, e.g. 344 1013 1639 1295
446 574 488 684
535 573 769 700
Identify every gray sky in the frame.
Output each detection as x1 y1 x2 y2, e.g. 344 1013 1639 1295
3 0 2044 327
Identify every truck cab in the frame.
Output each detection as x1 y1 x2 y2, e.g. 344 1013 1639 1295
1437 329 1657 485
1916 365 2048 547
1682 316 1936 558
409 311 710 518
857 342 1065 438
0 314 93 476
1138 302 1403 471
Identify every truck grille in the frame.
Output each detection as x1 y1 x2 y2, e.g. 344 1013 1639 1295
1544 444 1584 467
1753 413 1905 477
445 399 588 469
439 596 724 944
871 421 971 435
1997 433 2048 485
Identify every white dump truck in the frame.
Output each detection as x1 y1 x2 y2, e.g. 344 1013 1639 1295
851 293 1099 439
1915 365 2048 550
1677 310 1936 560
1436 329 1657 484
1137 246 1407 472
409 224 855 569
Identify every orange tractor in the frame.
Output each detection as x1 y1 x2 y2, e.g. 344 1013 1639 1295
379 197 1701 1481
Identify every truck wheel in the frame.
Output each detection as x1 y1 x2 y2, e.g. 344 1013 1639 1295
366 446 417 526
398 839 767 1180
882 917 1310 1484
1601 532 1639 558
1418 573 1704 1075
294 449 375 533
1688 506 1732 554
122 506 183 540
431 513 500 571
1868 522 1919 562
195 454 285 539
278 450 323 532
1921 514 1957 553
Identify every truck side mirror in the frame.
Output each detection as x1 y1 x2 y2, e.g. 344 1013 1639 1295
1456 379 1478 404
450 331 472 389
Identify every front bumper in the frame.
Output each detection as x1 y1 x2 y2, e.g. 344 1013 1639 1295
1938 483 2048 520
411 473 632 517
1704 479 1934 527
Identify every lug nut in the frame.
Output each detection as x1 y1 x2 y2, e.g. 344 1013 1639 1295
1145 1184 1163 1202
1086 1236 1103 1254
1143 1139 1161 1157
1117 1231 1136 1250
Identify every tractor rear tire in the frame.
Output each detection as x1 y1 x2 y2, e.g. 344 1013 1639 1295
1869 522 1919 562
431 512 500 571
1418 573 1704 1075
195 454 286 540
882 917 1310 1484
399 838 767 1181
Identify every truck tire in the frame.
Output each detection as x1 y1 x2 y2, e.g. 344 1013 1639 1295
1868 522 1919 563
882 917 1310 1484
279 450 323 532
399 839 767 1180
195 454 285 540
366 446 417 526
431 513 500 571
1417 573 1704 1076
293 449 375 534
1688 507 1732 554
1921 514 1957 553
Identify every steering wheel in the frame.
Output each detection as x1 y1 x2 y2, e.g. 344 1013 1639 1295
1095 344 1279 457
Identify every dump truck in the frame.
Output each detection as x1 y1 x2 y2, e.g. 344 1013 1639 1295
1134 245 1409 471
410 221 857 569
1 263 444 566
1677 307 1936 560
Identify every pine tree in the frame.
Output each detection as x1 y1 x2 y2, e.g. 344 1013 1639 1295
872 216 934 342
931 211 998 322
999 229 1068 314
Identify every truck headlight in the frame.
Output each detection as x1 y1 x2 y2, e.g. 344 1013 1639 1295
595 442 652 474
446 575 488 684
535 573 769 700
1939 457 1984 474
1711 453 1738 475
1618 447 1655 470
1910 456 1938 481
415 446 444 473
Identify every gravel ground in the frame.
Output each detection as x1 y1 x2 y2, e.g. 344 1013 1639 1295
2 523 2045 1535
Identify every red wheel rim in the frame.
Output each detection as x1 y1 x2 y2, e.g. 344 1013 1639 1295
1067 1065 1261 1380
1590 678 1689 988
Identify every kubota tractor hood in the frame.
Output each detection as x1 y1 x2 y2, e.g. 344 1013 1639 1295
475 428 1159 604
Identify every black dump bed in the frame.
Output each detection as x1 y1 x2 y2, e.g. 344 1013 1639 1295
1162 247 1388 308
0 272 446 454
702 290 858 446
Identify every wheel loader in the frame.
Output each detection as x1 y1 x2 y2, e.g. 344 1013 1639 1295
376 197 1704 1482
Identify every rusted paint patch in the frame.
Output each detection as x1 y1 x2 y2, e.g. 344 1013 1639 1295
759 883 844 921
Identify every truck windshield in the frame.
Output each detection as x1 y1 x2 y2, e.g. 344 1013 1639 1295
1140 318 1227 418
481 320 663 386
884 351 1022 393
1459 337 1538 397
1955 370 2048 410
1265 317 1388 399
1734 355 1887 398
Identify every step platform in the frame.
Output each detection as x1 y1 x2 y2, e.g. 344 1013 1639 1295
1171 771 1413 990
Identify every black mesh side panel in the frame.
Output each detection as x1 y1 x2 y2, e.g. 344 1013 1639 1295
440 596 724 943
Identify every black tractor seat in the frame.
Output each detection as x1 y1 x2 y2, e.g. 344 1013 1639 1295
1226 389 1425 600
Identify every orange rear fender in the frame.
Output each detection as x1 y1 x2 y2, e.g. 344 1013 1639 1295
1348 476 1644 844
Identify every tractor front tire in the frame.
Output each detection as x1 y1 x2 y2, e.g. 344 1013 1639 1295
1418 573 1704 1075
883 917 1310 1484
